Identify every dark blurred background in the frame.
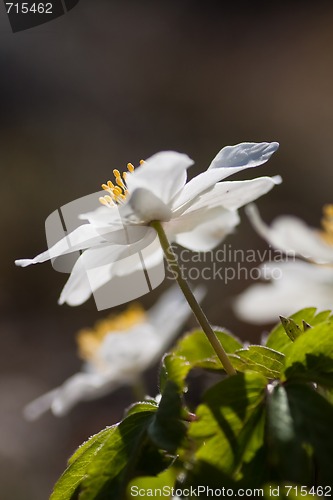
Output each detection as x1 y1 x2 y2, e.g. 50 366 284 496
1 2 333 498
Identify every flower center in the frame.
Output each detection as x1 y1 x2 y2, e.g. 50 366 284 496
76 303 147 363
99 160 144 207
321 204 333 245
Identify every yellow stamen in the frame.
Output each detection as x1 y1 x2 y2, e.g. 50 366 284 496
139 159 145 165
116 176 125 188
321 204 333 245
99 160 139 207
323 204 333 217
76 304 147 362
99 197 109 206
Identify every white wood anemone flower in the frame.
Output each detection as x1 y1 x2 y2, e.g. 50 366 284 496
24 285 202 419
234 204 333 323
15 143 280 306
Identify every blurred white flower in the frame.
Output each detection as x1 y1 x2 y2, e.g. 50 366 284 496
24 285 203 419
244 203 333 263
234 204 333 323
234 261 333 324
16 143 280 306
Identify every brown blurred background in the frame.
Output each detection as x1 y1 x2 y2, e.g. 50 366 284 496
1 2 333 498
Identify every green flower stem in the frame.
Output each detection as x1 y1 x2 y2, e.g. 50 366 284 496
150 221 236 376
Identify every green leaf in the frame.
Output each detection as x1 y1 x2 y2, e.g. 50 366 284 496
279 316 302 341
266 383 311 484
148 381 186 452
284 321 333 386
159 330 242 396
174 329 242 363
310 309 332 324
302 320 312 331
234 403 265 471
189 372 267 476
231 345 285 379
159 353 191 393
125 401 158 417
51 427 115 500
266 382 333 485
266 308 330 354
78 406 165 500
161 329 242 377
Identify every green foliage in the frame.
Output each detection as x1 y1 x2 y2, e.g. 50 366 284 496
159 353 190 393
284 322 333 386
266 308 331 353
51 309 333 499
189 372 267 476
148 381 186 452
51 403 169 500
174 328 242 363
231 345 285 378
50 427 115 500
279 316 303 341
266 382 333 485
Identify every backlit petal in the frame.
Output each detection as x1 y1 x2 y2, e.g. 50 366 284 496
172 142 279 210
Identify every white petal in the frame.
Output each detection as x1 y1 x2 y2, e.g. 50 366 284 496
24 371 126 418
99 324 161 373
108 235 164 277
58 227 154 306
172 208 240 251
172 142 279 210
79 204 128 228
125 151 193 206
261 260 333 282
23 389 59 421
147 284 205 350
234 261 333 324
175 176 281 216
97 286 205 374
15 224 107 267
126 188 172 222
58 256 110 306
52 373 121 416
246 204 333 263
208 142 279 170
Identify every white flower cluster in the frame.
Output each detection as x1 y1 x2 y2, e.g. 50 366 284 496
234 204 333 323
